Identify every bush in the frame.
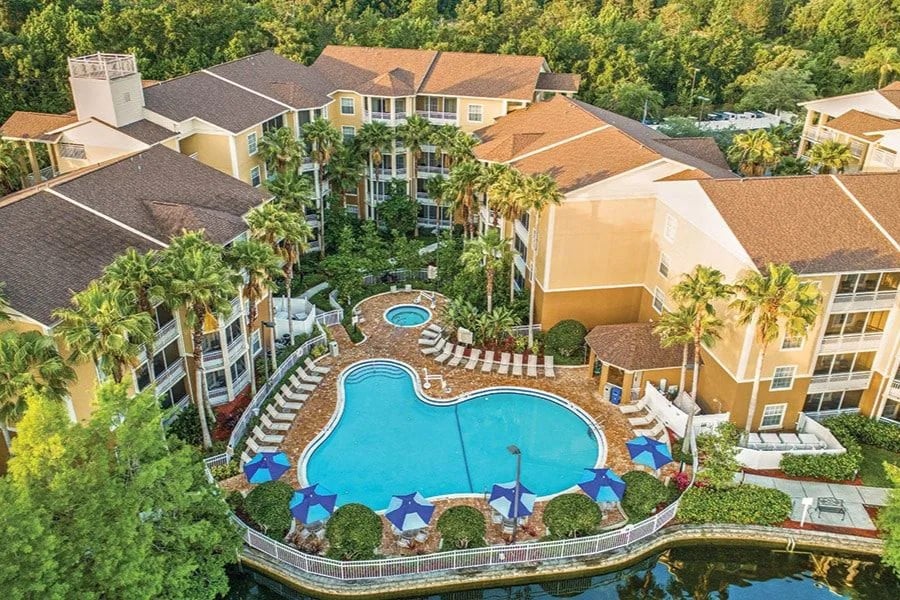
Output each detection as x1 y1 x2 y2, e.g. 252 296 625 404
210 461 239 481
678 485 792 525
225 490 245 512
167 405 202 446
781 448 862 481
437 506 486 549
542 493 602 539
621 471 669 522
827 413 900 453
325 504 383 560
244 481 293 539
544 319 587 360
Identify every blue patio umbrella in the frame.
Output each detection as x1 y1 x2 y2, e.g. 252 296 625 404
626 436 673 470
243 452 291 484
578 468 626 503
289 484 337 525
386 492 435 532
489 481 536 519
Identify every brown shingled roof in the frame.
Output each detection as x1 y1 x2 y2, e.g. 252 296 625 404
879 81 900 109
0 111 77 142
824 110 900 141
536 72 581 92
836 173 900 244
584 322 685 371
312 46 438 93
419 52 545 100
117 119 176 145
356 68 417 97
700 175 900 274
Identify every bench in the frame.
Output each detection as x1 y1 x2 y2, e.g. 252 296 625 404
815 497 846 520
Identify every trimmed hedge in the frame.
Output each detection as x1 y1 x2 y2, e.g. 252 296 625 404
678 485 792 525
544 319 588 360
325 503 383 560
543 493 602 539
621 471 669 522
437 506 486 549
244 481 293 539
827 413 900 452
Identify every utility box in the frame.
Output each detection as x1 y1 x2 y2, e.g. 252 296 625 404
329 340 339 357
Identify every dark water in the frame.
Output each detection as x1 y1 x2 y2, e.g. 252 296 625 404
225 546 900 599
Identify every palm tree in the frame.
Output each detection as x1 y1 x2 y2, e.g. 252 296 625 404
807 140 854 174
446 160 482 238
325 143 365 205
448 130 478 166
54 279 155 385
0 330 75 450
653 306 694 397
158 231 240 449
103 248 160 316
460 229 512 312
430 125 459 166
259 126 304 175
396 115 435 194
425 174 448 231
731 263 821 433
246 202 313 344
357 121 394 218
225 239 281 395
853 44 900 88
266 170 315 214
302 118 342 257
0 139 28 193
486 166 526 302
727 129 779 176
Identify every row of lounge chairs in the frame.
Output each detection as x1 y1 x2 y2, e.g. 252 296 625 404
617 395 669 444
240 357 331 464
419 324 555 377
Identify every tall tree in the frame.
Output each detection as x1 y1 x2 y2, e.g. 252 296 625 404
357 121 394 217
54 280 155 385
265 170 315 214
653 306 694 397
446 160 482 238
727 129 779 176
324 142 365 207
302 118 342 257
396 114 435 195
807 140 854 174
425 173 448 232
259 126 304 175
103 248 160 316
460 229 512 312
485 165 525 302
158 232 239 449
0 139 28 194
730 263 821 433
0 330 75 450
854 44 900 88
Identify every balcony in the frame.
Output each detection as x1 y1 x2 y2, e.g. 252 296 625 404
869 147 898 169
231 371 252 395
807 371 873 394
416 110 457 124
226 335 246 363
202 348 224 370
514 220 529 245
831 289 897 312
802 125 836 144
417 164 448 177
888 378 900 401
208 386 230 406
363 111 407 126
138 319 180 364
415 191 430 202
819 331 884 353
154 360 186 392
373 166 393 178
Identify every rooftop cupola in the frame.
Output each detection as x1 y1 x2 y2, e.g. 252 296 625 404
67 53 145 127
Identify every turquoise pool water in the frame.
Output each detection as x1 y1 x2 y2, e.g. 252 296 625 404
303 361 602 510
384 304 431 327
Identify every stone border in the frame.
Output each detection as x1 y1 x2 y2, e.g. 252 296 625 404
382 303 433 328
236 524 885 599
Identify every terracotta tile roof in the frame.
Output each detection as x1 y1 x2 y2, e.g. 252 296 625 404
536 72 581 92
206 50 334 109
0 111 77 142
879 81 900 109
356 68 417 97
312 46 438 93
0 191 160 324
117 119 176 145
143 71 286 133
584 322 685 371
419 52 545 100
699 176 900 274
824 110 900 141
836 173 900 244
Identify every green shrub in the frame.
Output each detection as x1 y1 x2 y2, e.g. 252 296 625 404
544 319 587 360
244 481 293 539
678 485 792 525
167 405 202 446
210 461 239 481
542 493 602 538
621 471 669 521
437 506 486 549
827 413 900 453
325 504 383 560
225 490 245 512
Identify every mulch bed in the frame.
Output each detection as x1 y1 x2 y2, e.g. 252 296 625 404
779 518 882 539
212 389 252 441
741 467 862 486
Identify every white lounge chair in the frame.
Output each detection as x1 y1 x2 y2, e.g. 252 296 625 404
261 413 290 432
481 350 495 373
447 345 466 367
634 421 666 441
618 396 647 415
512 354 524 376
629 413 655 427
266 404 296 422
275 392 303 412
526 354 538 377
419 332 442 346
544 355 555 378
252 425 283 445
465 349 481 370
497 352 511 375
434 343 454 363
280 386 309 402
296 367 323 384
246 437 277 455
240 451 253 465
288 374 316 392
422 338 447 356
424 323 443 336
798 433 826 449
304 357 330 375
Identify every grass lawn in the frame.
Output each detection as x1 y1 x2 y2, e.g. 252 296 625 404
858 444 900 487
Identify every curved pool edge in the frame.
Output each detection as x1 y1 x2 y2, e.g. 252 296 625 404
296 358 607 508
237 523 885 599
382 303 433 327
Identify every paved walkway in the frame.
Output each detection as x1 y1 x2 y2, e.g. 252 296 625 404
736 472 890 530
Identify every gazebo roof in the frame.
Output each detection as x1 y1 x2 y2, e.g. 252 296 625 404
584 322 686 372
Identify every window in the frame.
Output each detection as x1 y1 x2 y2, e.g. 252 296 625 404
247 132 258 156
658 252 670 278
760 404 787 429
396 98 407 116
804 390 863 414
341 97 355 115
341 126 355 143
519 211 530 230
652 287 666 314
262 114 284 134
781 334 804 350
664 214 678 242
770 366 796 391
467 104 483 122
250 166 261 187
514 235 527 259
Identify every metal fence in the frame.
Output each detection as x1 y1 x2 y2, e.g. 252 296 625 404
362 268 430 286
315 309 344 327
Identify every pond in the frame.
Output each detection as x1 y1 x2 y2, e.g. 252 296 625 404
225 546 900 599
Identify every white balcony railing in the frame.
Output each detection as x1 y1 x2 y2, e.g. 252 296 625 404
231 371 251 394
202 348 224 370
363 111 408 125
417 164 448 175
154 360 186 392
831 289 897 312
888 379 900 402
807 371 873 394
208 386 230 405
226 336 245 362
416 110 457 123
819 331 884 353
155 319 179 347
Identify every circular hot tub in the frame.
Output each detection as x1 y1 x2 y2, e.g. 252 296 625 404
384 304 432 327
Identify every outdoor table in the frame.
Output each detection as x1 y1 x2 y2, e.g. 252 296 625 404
815 497 846 520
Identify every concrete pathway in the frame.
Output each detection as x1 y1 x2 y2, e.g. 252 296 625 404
735 472 890 530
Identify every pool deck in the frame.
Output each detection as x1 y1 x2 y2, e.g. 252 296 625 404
239 292 676 552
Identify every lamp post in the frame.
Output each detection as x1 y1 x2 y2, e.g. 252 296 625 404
507 444 522 543
688 67 700 107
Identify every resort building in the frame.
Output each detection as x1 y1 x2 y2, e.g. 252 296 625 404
797 82 900 172
0 145 273 457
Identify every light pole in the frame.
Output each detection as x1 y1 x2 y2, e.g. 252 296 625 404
696 96 711 122
688 67 700 107
507 444 522 543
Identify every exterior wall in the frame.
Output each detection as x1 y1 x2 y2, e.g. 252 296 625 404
179 133 236 177
54 120 149 173
160 136 179 151
456 97 509 133
69 72 145 127
534 284 643 329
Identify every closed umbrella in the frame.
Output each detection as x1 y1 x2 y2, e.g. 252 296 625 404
243 452 291 484
385 492 435 533
626 436 673 470
488 481 536 519
578 468 626 503
289 484 337 525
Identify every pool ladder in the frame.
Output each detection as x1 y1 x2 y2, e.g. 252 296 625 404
422 368 449 392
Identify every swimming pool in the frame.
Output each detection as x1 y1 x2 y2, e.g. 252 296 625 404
301 360 604 511
384 304 432 327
